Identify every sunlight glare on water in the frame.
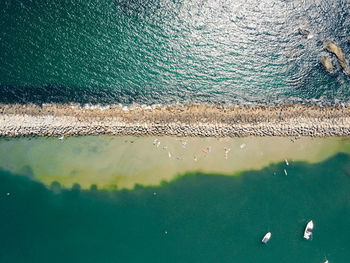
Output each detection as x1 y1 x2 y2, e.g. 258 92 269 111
0 0 349 104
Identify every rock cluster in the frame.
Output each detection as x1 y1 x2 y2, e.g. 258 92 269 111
323 41 350 75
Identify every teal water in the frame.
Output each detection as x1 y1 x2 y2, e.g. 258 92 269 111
1 153 349 262
0 0 350 105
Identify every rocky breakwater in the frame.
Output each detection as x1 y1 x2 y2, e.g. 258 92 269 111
0 104 349 137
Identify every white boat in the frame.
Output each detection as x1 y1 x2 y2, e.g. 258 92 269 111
262 232 271 244
304 220 314 240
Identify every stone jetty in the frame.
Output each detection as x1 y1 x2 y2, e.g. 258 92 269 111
0 104 349 137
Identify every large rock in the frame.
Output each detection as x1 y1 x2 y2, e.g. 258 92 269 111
325 41 349 75
325 41 346 61
321 56 334 72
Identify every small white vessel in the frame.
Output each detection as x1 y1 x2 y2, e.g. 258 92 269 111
262 232 271 244
304 220 314 240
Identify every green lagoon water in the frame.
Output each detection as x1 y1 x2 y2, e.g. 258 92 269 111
1 151 350 263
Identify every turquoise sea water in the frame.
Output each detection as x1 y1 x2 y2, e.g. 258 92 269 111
0 153 349 262
1 1 350 262
0 0 350 105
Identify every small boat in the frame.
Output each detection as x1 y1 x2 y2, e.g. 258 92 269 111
304 220 314 240
298 28 314 39
262 232 271 244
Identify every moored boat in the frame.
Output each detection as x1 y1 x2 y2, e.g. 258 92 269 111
262 232 271 244
304 220 314 240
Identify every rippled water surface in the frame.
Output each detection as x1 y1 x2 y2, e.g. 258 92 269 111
0 0 349 104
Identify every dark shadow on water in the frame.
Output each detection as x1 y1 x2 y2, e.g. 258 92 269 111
0 85 143 105
50 181 62 194
115 0 162 15
0 153 349 263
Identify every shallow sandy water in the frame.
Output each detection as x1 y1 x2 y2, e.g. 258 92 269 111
0 136 349 189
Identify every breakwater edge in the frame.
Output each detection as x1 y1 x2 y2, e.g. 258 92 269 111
0 104 349 137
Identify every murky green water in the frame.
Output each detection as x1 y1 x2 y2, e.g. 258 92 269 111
1 153 349 263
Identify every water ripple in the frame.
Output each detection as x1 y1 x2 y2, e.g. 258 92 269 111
0 0 349 105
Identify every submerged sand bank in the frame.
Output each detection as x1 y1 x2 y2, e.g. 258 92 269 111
0 136 349 189
0 104 349 137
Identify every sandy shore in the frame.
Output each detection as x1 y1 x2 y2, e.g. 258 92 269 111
0 104 349 137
